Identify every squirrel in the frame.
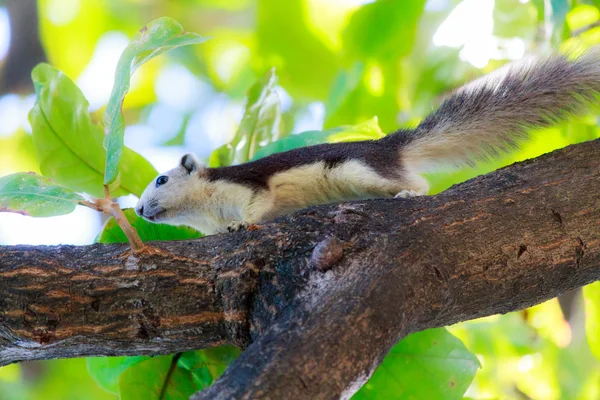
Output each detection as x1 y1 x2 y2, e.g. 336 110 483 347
135 48 600 234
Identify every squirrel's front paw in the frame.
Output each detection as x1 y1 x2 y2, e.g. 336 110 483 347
227 221 249 232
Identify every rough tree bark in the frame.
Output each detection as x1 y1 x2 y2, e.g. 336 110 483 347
1 140 600 399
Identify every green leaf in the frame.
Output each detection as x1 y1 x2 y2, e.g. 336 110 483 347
95 208 202 243
29 63 157 198
250 128 343 160
256 0 339 99
87 356 151 395
209 68 281 167
0 131 38 176
352 328 480 400
583 282 600 360
326 0 427 131
251 117 384 160
178 346 241 390
342 0 426 60
566 4 600 31
103 17 207 186
0 172 84 217
326 62 365 119
494 0 539 38
95 347 239 398
119 355 197 400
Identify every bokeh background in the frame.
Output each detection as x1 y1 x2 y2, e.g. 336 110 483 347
1 0 600 399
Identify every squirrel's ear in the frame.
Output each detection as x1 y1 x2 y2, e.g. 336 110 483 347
180 154 202 174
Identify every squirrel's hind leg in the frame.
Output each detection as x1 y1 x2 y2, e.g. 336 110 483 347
394 169 429 199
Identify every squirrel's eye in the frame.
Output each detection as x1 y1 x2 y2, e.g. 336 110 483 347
156 176 168 187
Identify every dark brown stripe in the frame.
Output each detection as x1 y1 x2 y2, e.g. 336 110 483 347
206 135 411 190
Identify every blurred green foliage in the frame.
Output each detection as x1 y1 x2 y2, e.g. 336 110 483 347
209 67 282 166
2 0 600 399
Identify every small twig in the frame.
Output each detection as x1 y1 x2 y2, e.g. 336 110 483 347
104 184 111 200
111 205 145 252
159 353 182 400
98 199 145 252
572 20 600 36
81 198 145 253
78 200 100 211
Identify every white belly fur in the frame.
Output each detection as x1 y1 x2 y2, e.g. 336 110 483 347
265 159 410 218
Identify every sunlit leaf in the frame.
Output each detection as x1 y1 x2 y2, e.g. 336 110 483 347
584 282 600 360
327 117 385 141
324 64 404 131
209 68 281 167
494 0 539 38
447 314 573 399
352 328 480 400
201 30 257 95
0 172 84 217
37 0 125 78
450 313 538 361
178 346 241 390
251 117 384 160
325 0 426 130
256 0 339 99
0 131 39 176
95 208 202 243
9 358 115 400
251 128 344 160
326 62 364 119
526 298 571 348
566 4 600 31
29 63 157 198
103 17 207 185
342 0 426 60
119 355 196 400
87 356 151 395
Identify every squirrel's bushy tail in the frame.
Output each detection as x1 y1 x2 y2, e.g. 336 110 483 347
400 47 600 173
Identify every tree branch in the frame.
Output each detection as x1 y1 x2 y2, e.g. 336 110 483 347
572 20 600 37
1 140 600 399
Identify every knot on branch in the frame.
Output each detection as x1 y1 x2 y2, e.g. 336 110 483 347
311 237 344 272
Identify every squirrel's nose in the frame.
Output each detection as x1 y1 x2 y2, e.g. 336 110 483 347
136 205 144 216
